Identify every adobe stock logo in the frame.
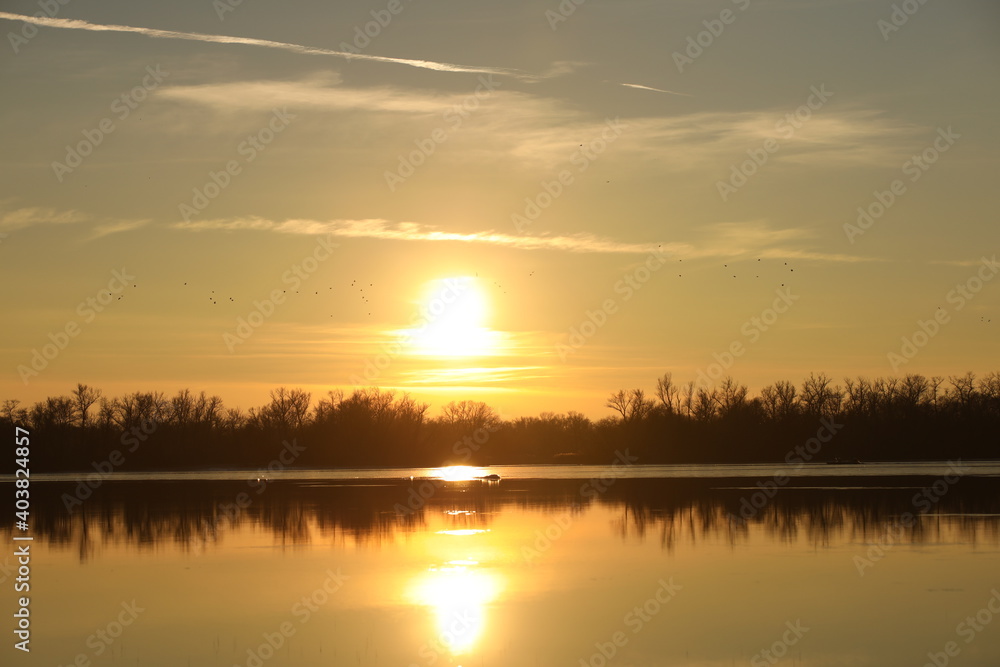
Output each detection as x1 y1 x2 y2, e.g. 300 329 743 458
51 65 169 182
887 255 997 371
179 108 295 222
671 0 752 73
694 286 799 388
844 127 960 244
716 85 833 202
17 268 134 384
556 250 666 361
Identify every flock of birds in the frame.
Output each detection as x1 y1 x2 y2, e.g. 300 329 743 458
173 279 376 316
108 262 992 326
673 257 795 286
165 258 798 314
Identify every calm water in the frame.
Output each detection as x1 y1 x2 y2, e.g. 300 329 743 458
5 463 1000 666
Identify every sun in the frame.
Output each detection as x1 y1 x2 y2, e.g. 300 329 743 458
406 277 499 357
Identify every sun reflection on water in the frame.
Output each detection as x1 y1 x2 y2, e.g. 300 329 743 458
433 465 487 482
410 559 501 656
436 529 489 536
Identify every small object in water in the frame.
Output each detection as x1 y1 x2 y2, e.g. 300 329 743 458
480 473 501 481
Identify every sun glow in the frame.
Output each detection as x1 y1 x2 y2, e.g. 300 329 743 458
406 277 499 357
434 465 486 482
411 561 500 655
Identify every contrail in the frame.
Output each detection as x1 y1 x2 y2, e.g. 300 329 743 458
0 11 530 79
620 82 693 97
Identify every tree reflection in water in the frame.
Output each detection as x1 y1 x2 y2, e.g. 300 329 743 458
8 476 1000 561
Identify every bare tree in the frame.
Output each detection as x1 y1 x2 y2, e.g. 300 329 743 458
606 389 655 422
112 391 168 429
71 384 102 427
606 390 631 421
761 380 798 420
843 377 871 416
928 376 945 409
979 371 1000 401
313 390 344 424
29 396 75 429
948 372 977 408
801 373 842 417
898 374 931 411
1 399 21 423
193 392 224 427
714 376 748 417
692 387 718 422
629 389 656 421
441 400 500 432
681 381 695 418
655 372 680 414
221 407 246 432
170 389 195 427
254 387 312 431
980 372 1000 417
873 377 899 411
97 397 115 430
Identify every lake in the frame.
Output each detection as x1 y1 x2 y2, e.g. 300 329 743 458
5 462 1000 666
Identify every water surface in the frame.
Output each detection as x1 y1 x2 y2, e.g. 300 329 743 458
5 463 1000 666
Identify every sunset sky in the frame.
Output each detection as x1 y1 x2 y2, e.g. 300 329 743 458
1 0 997 418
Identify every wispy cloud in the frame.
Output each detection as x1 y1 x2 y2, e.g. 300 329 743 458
0 206 87 231
928 257 997 267
89 219 150 239
398 366 551 386
613 109 921 169
171 216 884 263
496 108 920 172
757 248 885 263
173 217 666 254
159 73 484 115
154 72 921 173
680 220 886 263
0 12 530 79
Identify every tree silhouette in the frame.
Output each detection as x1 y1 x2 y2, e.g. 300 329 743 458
606 389 655 423
71 384 102 428
2 369 998 473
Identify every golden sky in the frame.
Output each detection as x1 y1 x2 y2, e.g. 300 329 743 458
1 0 998 418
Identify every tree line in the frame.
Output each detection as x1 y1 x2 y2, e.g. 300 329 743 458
2 370 998 472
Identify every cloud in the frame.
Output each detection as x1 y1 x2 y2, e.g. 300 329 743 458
756 248 885 263
486 107 920 172
614 108 920 170
89 219 151 239
679 220 885 263
928 257 997 267
173 217 667 254
0 11 531 79
398 366 550 386
153 71 921 175
170 216 882 263
159 73 493 115
0 206 154 240
0 207 87 231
